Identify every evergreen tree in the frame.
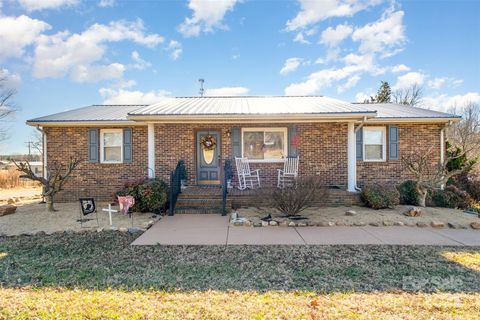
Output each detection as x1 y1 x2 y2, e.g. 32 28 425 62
375 81 391 103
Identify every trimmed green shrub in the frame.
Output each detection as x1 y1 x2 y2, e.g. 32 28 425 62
116 178 168 213
426 185 472 209
397 180 419 205
361 184 400 209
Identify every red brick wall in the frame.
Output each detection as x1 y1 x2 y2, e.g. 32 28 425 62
357 123 442 187
153 123 348 187
46 122 443 202
45 126 148 202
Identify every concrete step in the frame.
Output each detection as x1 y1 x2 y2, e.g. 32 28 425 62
176 198 231 208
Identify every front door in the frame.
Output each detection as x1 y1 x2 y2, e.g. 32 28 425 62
196 130 221 185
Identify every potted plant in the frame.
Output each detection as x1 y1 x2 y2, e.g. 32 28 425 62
178 160 188 190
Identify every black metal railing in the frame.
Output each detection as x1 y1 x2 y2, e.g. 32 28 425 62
222 159 233 216
169 160 185 216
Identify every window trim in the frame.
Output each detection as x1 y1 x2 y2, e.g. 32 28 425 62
363 126 386 162
100 129 123 164
241 127 288 163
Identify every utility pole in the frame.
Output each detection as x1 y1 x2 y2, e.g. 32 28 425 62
25 141 32 160
198 78 205 97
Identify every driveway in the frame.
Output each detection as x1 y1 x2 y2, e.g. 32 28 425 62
131 214 480 246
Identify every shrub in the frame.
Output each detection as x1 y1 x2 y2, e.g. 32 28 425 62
452 173 480 202
426 185 472 209
116 178 168 213
361 184 400 209
397 180 419 205
259 176 326 216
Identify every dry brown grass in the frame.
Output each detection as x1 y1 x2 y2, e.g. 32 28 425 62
0 168 38 189
0 288 479 319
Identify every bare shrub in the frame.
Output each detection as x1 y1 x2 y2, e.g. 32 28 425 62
257 176 326 216
14 158 80 211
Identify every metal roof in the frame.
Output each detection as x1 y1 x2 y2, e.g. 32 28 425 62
26 97 460 125
356 103 460 119
129 96 373 116
27 105 147 123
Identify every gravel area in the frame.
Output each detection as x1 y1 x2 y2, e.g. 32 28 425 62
0 202 160 236
237 205 480 228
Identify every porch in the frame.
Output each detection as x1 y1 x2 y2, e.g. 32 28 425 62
170 184 361 215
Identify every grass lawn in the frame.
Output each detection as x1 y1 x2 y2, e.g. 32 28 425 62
1 232 479 319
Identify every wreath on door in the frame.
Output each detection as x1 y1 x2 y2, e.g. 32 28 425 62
200 134 217 151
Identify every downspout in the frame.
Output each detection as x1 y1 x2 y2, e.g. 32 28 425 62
440 120 453 190
36 126 46 203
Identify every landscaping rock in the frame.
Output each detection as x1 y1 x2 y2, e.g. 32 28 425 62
279 221 289 227
36 231 46 236
369 222 381 227
233 221 244 226
431 221 445 228
471 222 480 229
261 221 269 227
405 222 416 227
7 198 15 205
448 222 464 229
288 221 296 227
253 222 262 227
383 221 394 226
318 221 335 227
119 227 128 232
0 204 17 216
297 222 307 227
245 220 252 227
97 227 104 232
335 221 345 226
269 220 278 226
417 222 429 228
345 210 357 216
354 222 366 226
393 221 405 226
128 227 144 234
404 207 423 217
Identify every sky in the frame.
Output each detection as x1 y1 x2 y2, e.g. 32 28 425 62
0 0 479 154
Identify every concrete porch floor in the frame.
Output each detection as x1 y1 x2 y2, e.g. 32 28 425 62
131 214 480 246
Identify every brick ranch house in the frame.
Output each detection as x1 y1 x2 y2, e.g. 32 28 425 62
27 96 460 205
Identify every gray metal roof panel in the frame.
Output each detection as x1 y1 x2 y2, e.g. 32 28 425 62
129 96 373 115
27 105 148 122
355 103 460 119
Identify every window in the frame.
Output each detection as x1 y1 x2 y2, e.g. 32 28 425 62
242 128 287 162
100 129 123 163
363 127 386 161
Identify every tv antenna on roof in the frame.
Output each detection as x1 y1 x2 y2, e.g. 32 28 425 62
198 78 205 97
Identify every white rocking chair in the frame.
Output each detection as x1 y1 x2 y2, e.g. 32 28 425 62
235 157 261 190
277 156 299 188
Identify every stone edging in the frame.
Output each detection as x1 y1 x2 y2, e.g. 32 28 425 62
231 219 480 230
0 220 157 237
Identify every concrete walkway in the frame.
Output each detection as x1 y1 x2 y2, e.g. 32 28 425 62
131 214 480 246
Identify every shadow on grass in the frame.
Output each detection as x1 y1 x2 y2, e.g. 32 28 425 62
0 232 479 293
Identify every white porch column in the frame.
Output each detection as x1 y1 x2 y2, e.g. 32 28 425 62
147 123 155 178
347 122 357 192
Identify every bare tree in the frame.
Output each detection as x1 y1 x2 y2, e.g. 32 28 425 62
30 128 43 156
0 73 17 142
393 84 423 106
402 147 467 207
447 102 480 158
14 158 80 211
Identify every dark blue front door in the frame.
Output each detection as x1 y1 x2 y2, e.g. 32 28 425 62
196 131 221 185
